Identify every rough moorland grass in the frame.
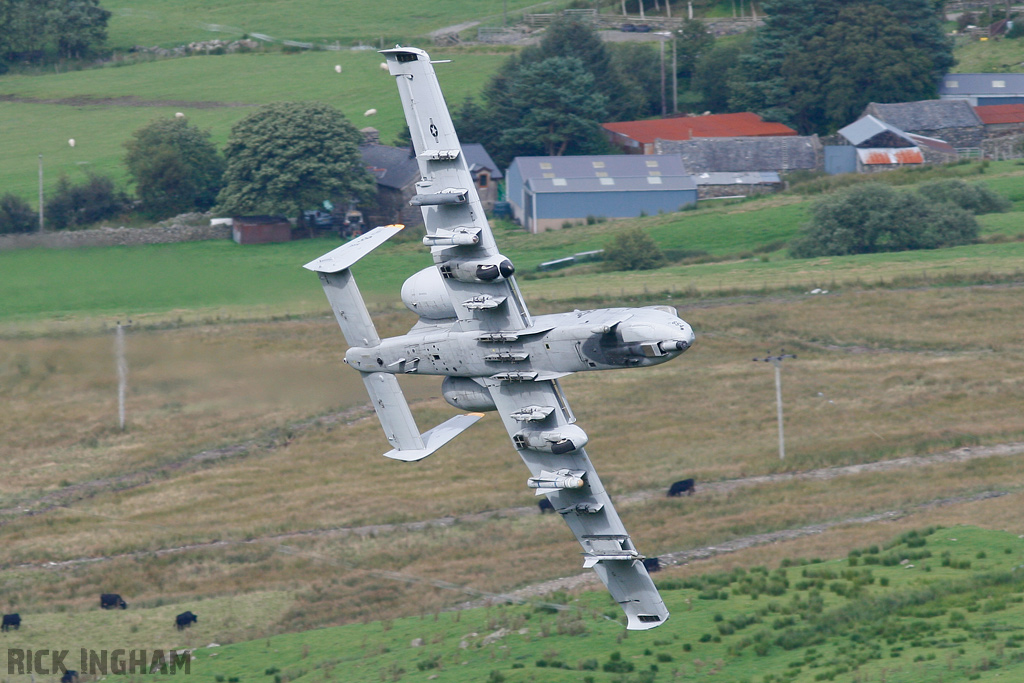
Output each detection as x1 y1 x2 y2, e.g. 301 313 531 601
8 526 1024 683
0 49 508 201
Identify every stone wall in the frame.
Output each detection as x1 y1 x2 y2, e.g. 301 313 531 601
0 219 231 251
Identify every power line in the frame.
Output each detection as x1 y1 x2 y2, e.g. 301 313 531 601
753 350 796 460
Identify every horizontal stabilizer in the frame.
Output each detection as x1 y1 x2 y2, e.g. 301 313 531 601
303 225 404 273
383 413 483 462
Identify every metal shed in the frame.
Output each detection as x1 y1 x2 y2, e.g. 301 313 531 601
506 155 695 232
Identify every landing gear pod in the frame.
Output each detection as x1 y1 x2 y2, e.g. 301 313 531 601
513 424 589 454
440 254 515 283
442 377 497 412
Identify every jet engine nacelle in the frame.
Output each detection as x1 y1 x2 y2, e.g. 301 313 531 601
441 254 515 283
513 424 589 454
401 267 458 319
442 376 497 412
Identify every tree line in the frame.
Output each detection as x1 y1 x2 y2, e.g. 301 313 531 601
0 0 111 69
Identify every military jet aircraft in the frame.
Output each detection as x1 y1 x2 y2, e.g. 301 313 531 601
304 46 694 630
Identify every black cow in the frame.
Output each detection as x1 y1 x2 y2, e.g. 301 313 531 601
667 479 696 497
61 671 79 683
2 613 20 631
175 611 198 631
100 593 127 610
538 498 554 514
642 557 661 573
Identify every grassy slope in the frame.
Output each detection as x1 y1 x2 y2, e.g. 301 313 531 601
103 0 553 49
6 526 1024 683
3 161 1023 329
0 49 508 202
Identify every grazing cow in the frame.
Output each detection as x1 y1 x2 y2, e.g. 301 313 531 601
61 671 79 683
2 613 20 631
538 498 554 514
175 611 198 631
667 478 696 497
642 557 661 573
100 593 127 610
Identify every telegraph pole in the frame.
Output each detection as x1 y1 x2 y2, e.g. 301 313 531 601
38 154 44 232
753 351 796 460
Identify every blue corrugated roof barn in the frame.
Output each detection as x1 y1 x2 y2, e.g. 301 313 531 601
506 155 697 233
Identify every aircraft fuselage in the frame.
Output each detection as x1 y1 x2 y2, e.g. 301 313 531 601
344 306 695 378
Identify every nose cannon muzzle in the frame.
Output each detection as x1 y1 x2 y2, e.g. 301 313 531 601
658 339 692 354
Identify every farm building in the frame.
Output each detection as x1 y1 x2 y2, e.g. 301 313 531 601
654 135 822 176
360 142 502 226
231 216 292 244
828 115 957 175
692 172 782 199
505 155 696 233
939 73 1024 107
603 113 797 155
975 103 1024 134
860 100 984 151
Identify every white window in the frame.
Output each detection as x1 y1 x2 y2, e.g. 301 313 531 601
543 172 555 178
993 80 1006 88
647 176 663 185
945 80 959 88
592 161 606 168
599 177 615 185
540 162 552 170
645 160 659 167
552 178 567 186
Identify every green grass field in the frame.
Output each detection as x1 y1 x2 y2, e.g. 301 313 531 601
0 49 509 202
103 0 563 49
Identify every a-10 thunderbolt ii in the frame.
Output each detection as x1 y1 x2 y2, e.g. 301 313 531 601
303 46 694 630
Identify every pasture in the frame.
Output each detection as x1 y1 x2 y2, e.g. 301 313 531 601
0 48 509 202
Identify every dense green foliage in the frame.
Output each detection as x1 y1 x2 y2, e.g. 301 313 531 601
790 183 980 258
124 116 225 219
915 178 1013 215
604 227 666 271
44 174 127 231
0 0 111 65
454 17 663 167
0 192 36 233
728 0 954 133
217 102 376 217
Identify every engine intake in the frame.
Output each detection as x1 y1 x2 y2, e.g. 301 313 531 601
440 255 515 283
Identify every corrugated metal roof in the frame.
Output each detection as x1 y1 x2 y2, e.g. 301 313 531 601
974 103 1024 125
840 115 916 147
510 154 688 180
693 171 781 185
906 134 956 154
602 113 797 144
856 148 924 165
940 73 1024 96
526 175 697 193
863 100 982 131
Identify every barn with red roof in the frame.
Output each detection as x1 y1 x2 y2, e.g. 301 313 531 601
603 113 798 155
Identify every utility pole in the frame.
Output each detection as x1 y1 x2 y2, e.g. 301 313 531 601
38 154 44 232
116 320 132 430
753 351 796 460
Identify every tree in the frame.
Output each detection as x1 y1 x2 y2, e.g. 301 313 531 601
729 0 954 134
499 57 609 161
604 227 666 271
789 183 979 258
606 42 663 119
0 0 110 62
125 116 225 219
45 174 127 230
674 18 715 80
217 102 376 217
0 193 36 233
691 33 752 113
44 0 111 59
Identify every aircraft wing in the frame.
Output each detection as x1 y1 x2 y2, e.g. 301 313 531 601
381 47 531 333
484 376 670 630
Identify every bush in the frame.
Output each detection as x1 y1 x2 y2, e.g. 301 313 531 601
915 179 1011 215
603 227 665 271
789 182 979 258
0 193 37 233
45 174 127 230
